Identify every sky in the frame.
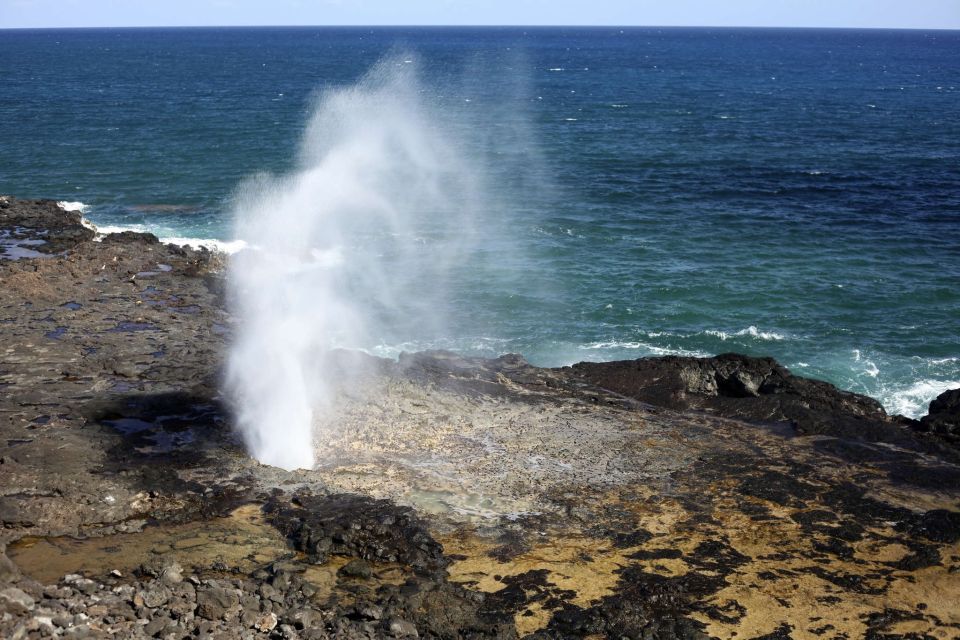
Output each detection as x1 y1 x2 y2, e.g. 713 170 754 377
1 0 958 30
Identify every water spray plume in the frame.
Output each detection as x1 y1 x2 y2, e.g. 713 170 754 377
225 56 481 470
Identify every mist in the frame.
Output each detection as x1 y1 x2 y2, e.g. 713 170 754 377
224 56 485 470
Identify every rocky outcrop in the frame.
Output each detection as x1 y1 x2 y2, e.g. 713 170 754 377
0 197 95 254
919 388 960 444
268 493 447 573
566 353 955 456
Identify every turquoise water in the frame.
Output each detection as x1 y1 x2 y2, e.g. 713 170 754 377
1 27 958 416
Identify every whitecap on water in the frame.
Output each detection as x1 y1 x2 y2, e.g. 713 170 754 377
577 340 710 358
703 326 786 342
57 201 88 213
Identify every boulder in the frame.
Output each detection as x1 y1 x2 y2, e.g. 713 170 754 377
0 198 95 254
920 388 960 443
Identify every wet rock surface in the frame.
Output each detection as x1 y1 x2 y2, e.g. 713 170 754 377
920 388 960 445
0 197 95 257
1 197 959 639
566 354 958 458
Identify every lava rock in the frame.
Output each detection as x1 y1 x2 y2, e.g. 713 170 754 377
920 388 960 443
0 198 95 254
268 493 447 575
567 354 955 455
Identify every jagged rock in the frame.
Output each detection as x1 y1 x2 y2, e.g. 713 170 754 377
100 230 160 246
0 198 95 254
268 494 447 574
920 388 960 443
567 353 956 456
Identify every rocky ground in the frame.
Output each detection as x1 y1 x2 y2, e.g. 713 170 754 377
1 196 958 639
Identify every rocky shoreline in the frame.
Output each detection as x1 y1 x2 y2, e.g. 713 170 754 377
1 196 958 639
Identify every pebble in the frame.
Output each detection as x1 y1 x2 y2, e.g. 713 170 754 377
254 611 278 632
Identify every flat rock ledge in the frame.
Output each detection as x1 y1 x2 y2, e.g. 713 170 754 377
1 197 959 640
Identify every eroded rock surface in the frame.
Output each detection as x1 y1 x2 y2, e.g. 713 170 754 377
1 197 959 639
566 354 957 457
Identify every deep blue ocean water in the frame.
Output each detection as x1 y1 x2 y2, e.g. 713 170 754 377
1 26 958 417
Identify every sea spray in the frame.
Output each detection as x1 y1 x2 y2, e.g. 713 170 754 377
225 56 483 470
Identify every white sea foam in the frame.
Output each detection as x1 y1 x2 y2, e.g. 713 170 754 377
95 224 149 235
87 222 244 254
57 201 88 213
849 349 882 378
578 340 710 358
882 379 960 419
369 336 512 360
159 237 247 254
703 326 786 342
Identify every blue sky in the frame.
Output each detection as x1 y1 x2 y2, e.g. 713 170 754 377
1 0 958 29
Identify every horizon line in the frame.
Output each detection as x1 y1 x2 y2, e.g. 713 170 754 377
2 24 958 32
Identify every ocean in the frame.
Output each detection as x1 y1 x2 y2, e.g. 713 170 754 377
1 26 958 418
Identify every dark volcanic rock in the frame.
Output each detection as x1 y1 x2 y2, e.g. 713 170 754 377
566 354 954 454
268 493 447 574
919 388 960 444
100 229 160 245
0 197 95 255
